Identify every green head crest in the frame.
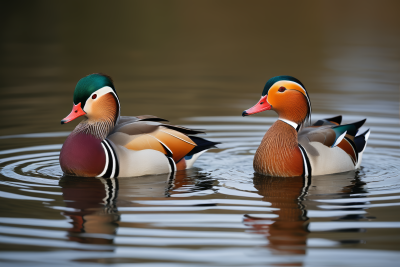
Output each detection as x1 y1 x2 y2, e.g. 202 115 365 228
73 73 116 107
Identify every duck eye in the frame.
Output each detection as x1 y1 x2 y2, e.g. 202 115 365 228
92 94 97 99
260 102 264 105
278 86 286 92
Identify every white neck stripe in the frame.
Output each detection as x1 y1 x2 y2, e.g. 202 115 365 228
279 118 298 130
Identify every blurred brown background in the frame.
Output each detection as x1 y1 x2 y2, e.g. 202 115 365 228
0 0 399 136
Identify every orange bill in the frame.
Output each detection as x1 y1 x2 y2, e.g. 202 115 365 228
242 95 271 116
61 103 86 124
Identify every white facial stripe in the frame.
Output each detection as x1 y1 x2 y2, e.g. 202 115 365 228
83 86 120 118
90 86 115 99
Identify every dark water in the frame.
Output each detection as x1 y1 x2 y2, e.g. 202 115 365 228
1 1 400 266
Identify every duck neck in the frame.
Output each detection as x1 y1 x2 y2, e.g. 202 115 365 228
73 93 120 140
72 117 117 140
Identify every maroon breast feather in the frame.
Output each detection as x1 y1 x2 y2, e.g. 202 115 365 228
60 132 106 177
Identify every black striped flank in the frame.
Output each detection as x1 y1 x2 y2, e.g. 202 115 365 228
166 156 176 174
101 140 119 178
298 144 312 179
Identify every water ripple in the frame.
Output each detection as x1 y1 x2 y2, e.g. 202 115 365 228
0 114 400 265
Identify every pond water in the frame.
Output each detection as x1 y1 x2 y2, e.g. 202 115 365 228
1 1 400 266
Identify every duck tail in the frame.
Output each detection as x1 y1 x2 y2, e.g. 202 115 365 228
354 129 371 153
334 118 366 137
325 115 342 125
354 129 371 169
184 136 219 169
187 136 219 156
352 118 367 132
313 115 342 126
331 118 367 149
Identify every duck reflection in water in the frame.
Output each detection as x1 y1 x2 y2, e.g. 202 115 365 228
244 171 368 258
244 174 310 255
59 176 120 247
59 168 212 247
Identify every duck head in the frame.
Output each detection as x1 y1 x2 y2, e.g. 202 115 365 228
61 73 120 125
242 75 311 126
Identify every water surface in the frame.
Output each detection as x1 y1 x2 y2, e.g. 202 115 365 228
1 1 400 266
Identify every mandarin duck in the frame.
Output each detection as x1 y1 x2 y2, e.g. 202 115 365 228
60 73 217 178
242 75 370 178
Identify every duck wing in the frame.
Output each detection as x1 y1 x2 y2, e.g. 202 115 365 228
301 118 366 147
134 115 169 122
299 118 369 166
298 126 341 148
114 115 167 130
108 115 216 163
